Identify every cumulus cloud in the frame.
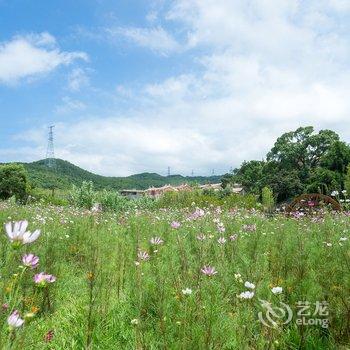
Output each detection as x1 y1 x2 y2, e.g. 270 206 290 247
6 1 350 176
0 32 88 84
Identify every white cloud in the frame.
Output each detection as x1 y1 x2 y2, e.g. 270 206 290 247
67 68 90 91
107 26 180 55
6 1 350 176
54 96 86 114
0 32 88 84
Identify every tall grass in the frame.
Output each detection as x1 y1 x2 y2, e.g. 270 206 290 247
0 201 349 349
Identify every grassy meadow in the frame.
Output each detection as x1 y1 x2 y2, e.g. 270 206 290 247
0 200 349 349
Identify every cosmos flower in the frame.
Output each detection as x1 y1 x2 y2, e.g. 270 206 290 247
182 288 193 295
271 286 283 294
7 310 24 329
5 220 40 246
150 237 164 245
243 224 256 232
137 250 150 261
34 272 56 286
196 233 206 241
244 281 255 289
22 254 39 269
171 221 181 229
238 291 255 299
201 265 218 277
217 237 227 244
131 319 139 325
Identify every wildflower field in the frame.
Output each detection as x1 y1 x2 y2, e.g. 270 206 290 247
0 201 349 349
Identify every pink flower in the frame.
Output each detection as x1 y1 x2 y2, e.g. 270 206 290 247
7 310 24 329
171 221 181 229
22 254 39 269
34 272 56 286
229 234 238 241
44 330 54 343
150 237 164 245
201 265 218 277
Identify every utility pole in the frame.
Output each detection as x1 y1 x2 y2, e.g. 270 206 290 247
45 125 56 169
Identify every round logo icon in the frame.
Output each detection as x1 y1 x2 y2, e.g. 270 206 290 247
258 299 293 328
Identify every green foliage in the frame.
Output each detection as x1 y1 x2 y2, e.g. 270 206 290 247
306 168 341 194
344 164 350 194
225 126 350 202
69 181 96 209
261 186 274 212
98 190 132 212
0 164 28 201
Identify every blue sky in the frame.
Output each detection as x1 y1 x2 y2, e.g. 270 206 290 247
1 1 350 176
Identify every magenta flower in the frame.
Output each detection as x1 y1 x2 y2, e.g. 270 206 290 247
171 221 181 229
7 310 24 329
201 265 218 277
34 272 56 286
22 254 39 269
137 250 150 261
5 220 40 246
150 237 164 245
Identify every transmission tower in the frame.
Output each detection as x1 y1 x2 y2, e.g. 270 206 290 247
211 169 215 176
45 125 56 168
167 166 171 176
191 170 194 176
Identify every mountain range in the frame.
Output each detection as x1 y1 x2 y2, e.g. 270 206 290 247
18 159 222 190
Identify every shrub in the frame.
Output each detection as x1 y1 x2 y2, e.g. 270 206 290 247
0 164 28 201
69 181 96 209
261 186 275 213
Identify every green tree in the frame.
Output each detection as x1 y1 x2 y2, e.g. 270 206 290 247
232 160 265 194
321 140 350 173
306 168 341 194
0 164 28 201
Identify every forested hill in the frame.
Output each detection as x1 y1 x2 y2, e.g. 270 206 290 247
19 159 221 190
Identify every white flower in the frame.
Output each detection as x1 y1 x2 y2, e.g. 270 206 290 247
238 291 254 299
182 288 193 295
131 318 139 325
217 237 227 244
7 310 24 329
271 286 283 294
331 191 339 196
244 281 255 289
342 190 347 194
5 220 40 245
339 237 348 241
